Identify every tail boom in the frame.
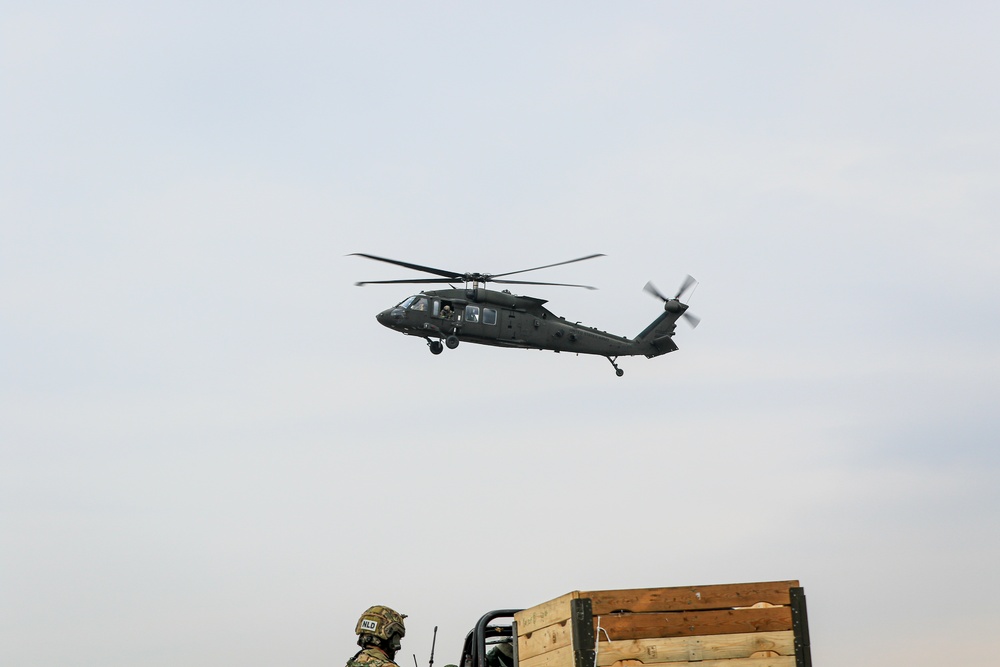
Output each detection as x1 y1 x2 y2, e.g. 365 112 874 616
634 310 683 358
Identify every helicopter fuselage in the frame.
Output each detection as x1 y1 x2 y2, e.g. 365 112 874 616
375 287 681 360
352 252 696 375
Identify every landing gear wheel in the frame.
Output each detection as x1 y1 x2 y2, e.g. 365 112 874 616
606 356 624 377
616 368 624 377
445 335 460 349
428 340 443 355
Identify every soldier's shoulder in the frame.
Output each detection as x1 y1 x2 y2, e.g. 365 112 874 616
348 648 399 667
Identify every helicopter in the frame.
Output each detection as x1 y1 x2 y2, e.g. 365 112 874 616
351 253 699 376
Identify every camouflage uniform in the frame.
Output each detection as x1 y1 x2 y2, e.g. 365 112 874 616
485 642 514 667
348 646 399 667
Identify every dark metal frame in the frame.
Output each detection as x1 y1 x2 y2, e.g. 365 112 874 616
790 587 813 667
472 609 522 667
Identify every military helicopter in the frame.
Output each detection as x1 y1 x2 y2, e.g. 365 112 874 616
351 253 699 376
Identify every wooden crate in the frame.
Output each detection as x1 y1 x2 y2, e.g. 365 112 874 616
513 581 810 667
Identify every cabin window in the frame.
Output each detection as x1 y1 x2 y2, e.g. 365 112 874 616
483 308 498 325
410 297 428 311
436 300 457 319
465 305 480 323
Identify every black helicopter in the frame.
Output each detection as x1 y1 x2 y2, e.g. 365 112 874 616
351 253 699 376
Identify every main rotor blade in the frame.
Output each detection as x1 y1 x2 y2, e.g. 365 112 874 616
643 280 669 302
354 278 457 287
349 253 462 280
492 278 598 290
491 254 605 279
674 274 697 300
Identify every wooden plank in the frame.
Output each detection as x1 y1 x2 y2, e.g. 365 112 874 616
520 635 796 667
518 616 572 660
691 659 794 667
594 606 793 640
516 592 581 637
606 657 795 667
594 631 795 665
583 582 799 615
518 643 575 667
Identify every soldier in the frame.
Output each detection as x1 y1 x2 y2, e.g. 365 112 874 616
347 605 407 667
485 641 514 667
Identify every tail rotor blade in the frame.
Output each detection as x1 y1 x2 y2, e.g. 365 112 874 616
674 275 697 300
644 280 669 302
682 311 701 328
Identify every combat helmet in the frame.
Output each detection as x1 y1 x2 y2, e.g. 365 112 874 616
356 605 407 648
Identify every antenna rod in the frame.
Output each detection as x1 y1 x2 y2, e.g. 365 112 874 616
429 626 438 667
413 656 418 667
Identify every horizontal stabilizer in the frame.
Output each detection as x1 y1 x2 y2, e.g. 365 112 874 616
644 334 678 358
653 334 678 350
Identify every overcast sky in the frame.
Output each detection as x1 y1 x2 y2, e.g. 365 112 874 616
3 2 999 666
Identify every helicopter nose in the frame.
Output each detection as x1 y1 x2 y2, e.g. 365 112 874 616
376 307 405 328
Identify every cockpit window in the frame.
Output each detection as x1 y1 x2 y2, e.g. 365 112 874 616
399 296 417 309
410 297 428 311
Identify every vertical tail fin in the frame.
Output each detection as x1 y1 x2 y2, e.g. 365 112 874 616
635 310 682 357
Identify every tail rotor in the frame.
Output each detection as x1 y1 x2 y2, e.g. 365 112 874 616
644 275 700 328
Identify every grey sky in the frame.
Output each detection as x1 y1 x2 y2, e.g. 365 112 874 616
3 2 999 666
